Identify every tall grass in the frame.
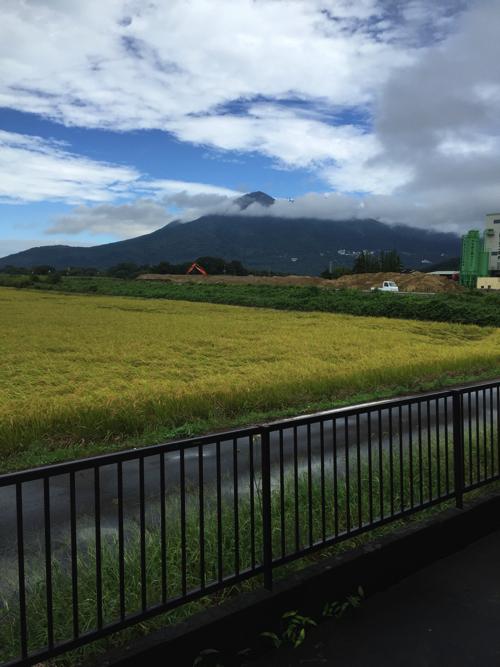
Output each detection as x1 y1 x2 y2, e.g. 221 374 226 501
2 288 500 468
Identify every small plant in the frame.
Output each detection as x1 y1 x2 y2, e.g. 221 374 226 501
261 610 317 650
323 586 365 619
282 610 317 648
192 648 224 666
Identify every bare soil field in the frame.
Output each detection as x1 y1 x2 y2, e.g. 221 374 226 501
138 271 463 293
138 273 330 286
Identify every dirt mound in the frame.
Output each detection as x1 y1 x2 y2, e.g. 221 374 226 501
332 271 463 293
137 273 330 287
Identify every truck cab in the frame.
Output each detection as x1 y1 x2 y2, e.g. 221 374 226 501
371 280 399 292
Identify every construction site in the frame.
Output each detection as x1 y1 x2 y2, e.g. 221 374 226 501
138 270 462 293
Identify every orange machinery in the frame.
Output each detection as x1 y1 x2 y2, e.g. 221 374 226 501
186 262 208 276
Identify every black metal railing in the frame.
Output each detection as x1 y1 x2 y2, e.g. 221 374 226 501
1 379 499 666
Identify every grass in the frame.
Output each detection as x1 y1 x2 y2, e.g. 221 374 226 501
5 274 500 327
1 418 497 666
2 287 500 470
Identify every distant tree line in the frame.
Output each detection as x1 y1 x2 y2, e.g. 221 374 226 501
321 250 402 279
0 257 256 280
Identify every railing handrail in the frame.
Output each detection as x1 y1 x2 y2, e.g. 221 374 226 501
2 377 499 487
0 424 262 487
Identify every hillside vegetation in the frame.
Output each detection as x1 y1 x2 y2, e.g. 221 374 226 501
2 287 500 470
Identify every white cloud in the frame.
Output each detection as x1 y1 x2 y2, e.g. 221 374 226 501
2 0 499 235
216 189 488 234
0 130 139 203
169 104 376 168
138 179 240 199
368 0 500 228
48 190 241 238
0 0 414 131
48 200 175 237
0 129 240 212
0 0 420 206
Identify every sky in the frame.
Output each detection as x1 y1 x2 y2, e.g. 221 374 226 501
1 0 499 256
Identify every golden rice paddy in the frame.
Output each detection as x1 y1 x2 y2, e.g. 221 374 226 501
2 287 500 464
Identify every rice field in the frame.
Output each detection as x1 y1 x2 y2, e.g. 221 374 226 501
2 287 500 466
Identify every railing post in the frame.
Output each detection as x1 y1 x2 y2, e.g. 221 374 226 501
452 391 465 509
260 426 273 590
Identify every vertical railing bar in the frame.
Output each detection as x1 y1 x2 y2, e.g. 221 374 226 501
198 444 205 590
490 387 495 479
320 420 326 542
427 400 432 501
261 427 273 590
344 415 350 534
444 396 450 494
333 418 339 538
139 457 147 612
476 390 480 482
481 389 488 480
94 468 103 630
378 408 384 519
483 389 488 480
44 477 54 648
249 434 256 570
367 411 373 524
389 407 395 515
356 413 362 529
436 398 441 498
216 440 223 583
399 404 404 512
497 386 500 478
233 438 240 576
180 448 187 596
452 391 464 509
408 404 413 509
159 452 167 604
468 392 473 485
307 423 313 547
293 425 300 551
117 462 125 621
418 401 423 506
279 429 285 558
69 471 79 639
16 482 28 659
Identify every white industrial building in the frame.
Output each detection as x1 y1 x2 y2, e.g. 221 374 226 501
483 213 500 274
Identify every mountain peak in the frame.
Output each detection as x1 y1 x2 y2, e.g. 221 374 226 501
235 191 275 210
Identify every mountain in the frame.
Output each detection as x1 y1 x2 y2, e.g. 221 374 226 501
235 191 276 210
0 194 461 274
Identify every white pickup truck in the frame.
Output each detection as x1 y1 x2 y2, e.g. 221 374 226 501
371 280 399 292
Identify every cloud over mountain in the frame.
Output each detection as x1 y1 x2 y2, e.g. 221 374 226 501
1 0 498 244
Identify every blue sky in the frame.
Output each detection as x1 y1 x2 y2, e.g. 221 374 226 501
1 0 498 256
0 107 326 251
